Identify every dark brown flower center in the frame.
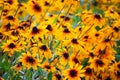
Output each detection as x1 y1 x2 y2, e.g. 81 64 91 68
117 64 120 69
32 27 39 34
26 56 35 64
40 45 47 51
84 36 88 39
8 43 15 49
72 57 79 63
5 0 13 5
69 69 77 77
95 33 99 37
104 38 110 42
55 74 61 80
45 65 51 69
63 52 69 59
89 52 94 57
113 27 119 32
64 16 70 21
63 28 70 33
94 14 101 19
33 4 41 12
0 33 3 39
7 15 14 20
71 38 78 44
46 25 52 31
85 68 92 75
117 71 120 77
44 1 50 6
95 59 104 67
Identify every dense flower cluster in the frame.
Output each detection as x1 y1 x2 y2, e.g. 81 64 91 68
0 0 120 80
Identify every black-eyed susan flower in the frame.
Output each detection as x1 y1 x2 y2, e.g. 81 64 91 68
18 51 41 70
57 50 70 65
89 57 108 73
27 0 43 17
52 72 62 80
81 12 106 28
63 64 85 80
56 25 74 40
28 25 45 39
38 43 52 59
1 40 19 56
69 53 81 67
41 61 55 72
84 66 95 80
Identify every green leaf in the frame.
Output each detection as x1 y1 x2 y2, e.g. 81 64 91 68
18 0 29 3
52 17 57 24
95 26 101 31
2 72 9 80
115 55 120 62
82 58 89 68
72 16 81 28
47 71 52 80
53 40 60 49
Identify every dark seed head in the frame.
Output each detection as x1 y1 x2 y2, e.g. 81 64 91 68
72 57 79 63
44 1 50 6
34 4 41 12
45 65 51 69
113 27 119 32
71 38 78 44
40 45 47 51
95 33 99 37
63 52 69 59
104 38 110 42
46 25 52 31
7 15 14 20
63 28 70 33
55 74 61 80
96 59 104 66
94 14 101 19
32 27 39 34
26 56 35 64
8 43 15 49
69 69 77 77
85 68 92 74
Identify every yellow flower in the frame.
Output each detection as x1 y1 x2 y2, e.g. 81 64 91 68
89 57 108 73
38 43 52 59
63 64 85 80
1 40 20 56
56 49 70 65
26 0 43 17
41 61 55 72
84 66 95 80
18 52 41 70
52 72 62 80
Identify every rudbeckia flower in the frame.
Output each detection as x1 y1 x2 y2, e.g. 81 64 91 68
63 64 85 80
18 51 41 70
